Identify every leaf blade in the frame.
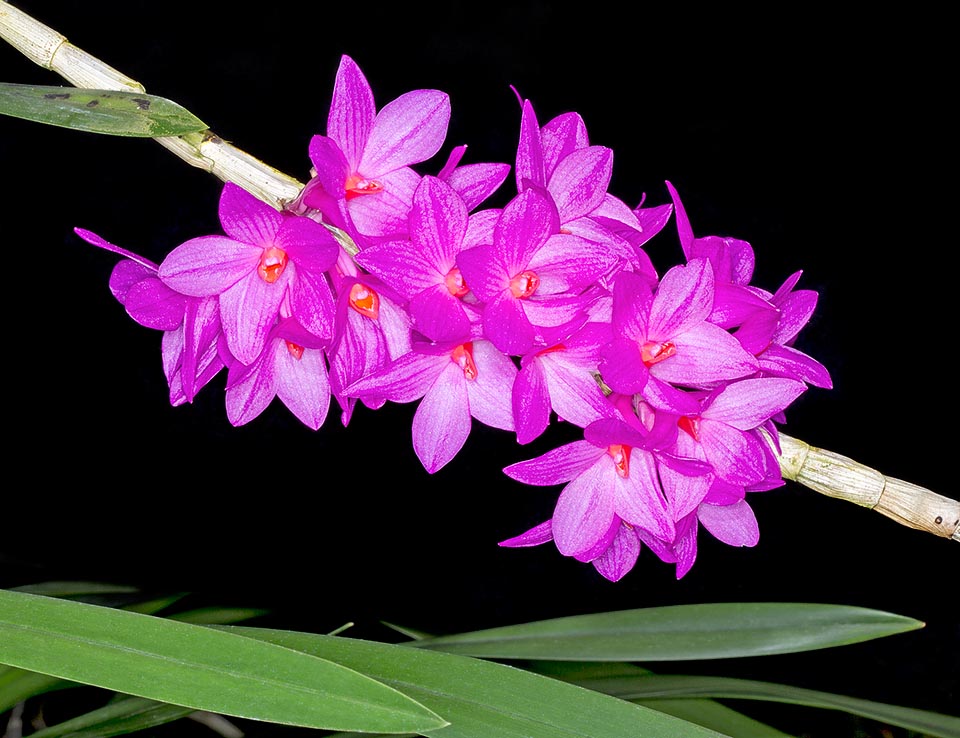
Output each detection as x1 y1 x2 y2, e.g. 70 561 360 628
228 626 729 738
0 590 446 734
574 674 960 738
406 603 924 661
0 84 207 136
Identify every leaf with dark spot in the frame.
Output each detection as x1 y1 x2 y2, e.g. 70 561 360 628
0 84 207 137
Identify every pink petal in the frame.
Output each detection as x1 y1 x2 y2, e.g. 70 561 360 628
327 55 376 168
698 499 760 547
360 90 451 174
552 460 616 558
217 182 283 247
503 440 601 486
412 362 471 473
158 235 257 297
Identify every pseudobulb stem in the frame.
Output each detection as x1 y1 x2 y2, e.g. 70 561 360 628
778 434 959 541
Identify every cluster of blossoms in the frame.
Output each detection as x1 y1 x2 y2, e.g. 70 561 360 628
76 55 831 581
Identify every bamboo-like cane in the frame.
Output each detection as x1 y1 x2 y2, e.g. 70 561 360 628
3 1 957 542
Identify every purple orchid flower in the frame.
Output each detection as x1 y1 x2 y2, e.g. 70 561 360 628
157 182 339 367
342 337 516 473
501 414 693 564
74 228 224 406
224 316 331 430
599 262 760 412
355 175 482 342
299 54 451 246
457 188 618 356
513 99 659 284
671 376 807 486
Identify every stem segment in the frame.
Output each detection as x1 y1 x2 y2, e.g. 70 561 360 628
3 1 957 542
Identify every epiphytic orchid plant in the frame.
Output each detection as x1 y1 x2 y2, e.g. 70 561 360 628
1 4 958 738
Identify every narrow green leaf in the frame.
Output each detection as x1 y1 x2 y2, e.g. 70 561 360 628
11 581 140 598
228 626 729 738
168 607 269 625
407 603 924 661
0 590 446 734
27 696 193 738
0 84 207 137
635 699 795 738
526 662 792 738
0 591 191 714
573 674 960 738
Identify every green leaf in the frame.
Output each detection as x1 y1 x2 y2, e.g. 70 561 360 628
406 603 924 661
526 662 792 738
26 696 194 738
0 590 191 714
635 699 795 738
228 626 729 738
573 674 960 738
168 607 269 625
11 581 141 598
0 590 446 734
0 84 207 136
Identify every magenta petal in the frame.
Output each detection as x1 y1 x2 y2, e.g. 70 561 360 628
547 146 612 222
592 524 641 582
699 420 772 486
698 499 760 547
327 55 376 166
342 351 442 403
599 337 650 395
659 458 712 521
289 270 336 344
484 294 535 356
528 233 617 293
541 111 589 172
109 260 155 303
411 287 471 342
614 449 674 541
656 321 759 385
275 346 331 431
503 440 601 486
159 235 257 297
759 344 833 388
225 345 277 427
513 361 551 445
412 363 471 473
649 258 714 338
464 339 518 431
515 99 546 191
219 272 288 365
410 176 468 265
499 519 553 547
360 90 451 174
123 278 186 331
217 182 283 246
552 460 616 558
495 189 558 268
704 377 807 430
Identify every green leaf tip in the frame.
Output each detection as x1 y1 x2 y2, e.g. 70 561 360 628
0 83 208 137
0 589 446 734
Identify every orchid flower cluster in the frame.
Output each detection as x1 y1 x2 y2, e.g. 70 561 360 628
76 54 832 582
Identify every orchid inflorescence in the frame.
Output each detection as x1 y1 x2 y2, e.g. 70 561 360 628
75 54 832 582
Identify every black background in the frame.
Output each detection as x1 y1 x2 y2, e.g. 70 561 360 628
1 3 957 737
